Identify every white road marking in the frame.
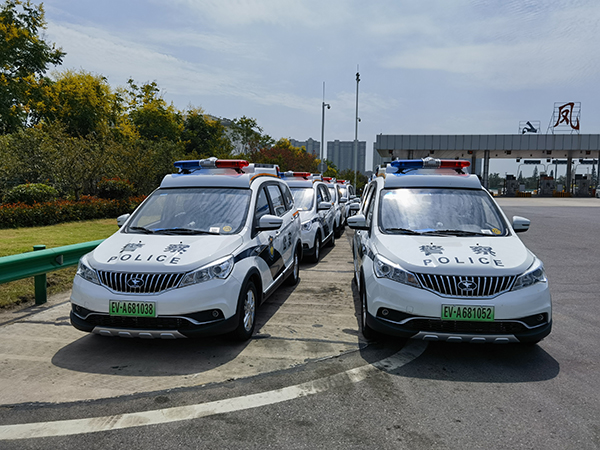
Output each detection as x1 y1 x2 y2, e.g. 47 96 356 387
0 341 427 440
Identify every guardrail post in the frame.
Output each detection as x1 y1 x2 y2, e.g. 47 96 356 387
33 245 47 305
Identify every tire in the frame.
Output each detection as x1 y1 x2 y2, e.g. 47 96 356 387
334 220 342 238
233 280 258 341
360 284 377 340
328 228 335 247
285 248 300 286
309 235 321 263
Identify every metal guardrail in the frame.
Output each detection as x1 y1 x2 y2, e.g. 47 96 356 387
0 240 104 305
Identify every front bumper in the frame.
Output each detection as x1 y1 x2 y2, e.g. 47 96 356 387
70 305 238 338
70 269 243 338
364 270 552 343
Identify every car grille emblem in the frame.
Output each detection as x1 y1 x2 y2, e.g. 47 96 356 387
458 280 477 292
127 277 145 289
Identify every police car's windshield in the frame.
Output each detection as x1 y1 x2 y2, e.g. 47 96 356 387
379 188 508 236
126 188 251 235
290 188 314 211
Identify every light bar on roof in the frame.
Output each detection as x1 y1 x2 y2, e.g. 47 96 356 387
282 171 312 179
389 157 470 171
173 158 249 172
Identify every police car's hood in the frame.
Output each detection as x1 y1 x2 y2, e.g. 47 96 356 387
374 234 535 276
89 232 243 272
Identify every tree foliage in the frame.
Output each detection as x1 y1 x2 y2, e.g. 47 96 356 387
182 108 233 159
243 138 318 172
124 79 183 142
230 116 273 153
34 69 120 137
0 0 64 133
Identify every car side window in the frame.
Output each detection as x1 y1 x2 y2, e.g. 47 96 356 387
255 187 271 220
266 185 286 217
365 188 377 227
320 185 331 202
281 183 294 211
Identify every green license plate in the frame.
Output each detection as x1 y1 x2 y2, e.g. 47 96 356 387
442 305 494 322
109 300 156 317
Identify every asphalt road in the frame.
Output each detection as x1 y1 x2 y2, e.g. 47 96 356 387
0 197 599 449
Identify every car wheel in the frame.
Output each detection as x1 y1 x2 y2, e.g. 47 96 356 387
334 220 342 238
310 235 321 263
285 248 300 286
360 285 376 340
234 280 257 341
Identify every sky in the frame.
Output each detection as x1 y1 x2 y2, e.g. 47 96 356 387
42 0 600 177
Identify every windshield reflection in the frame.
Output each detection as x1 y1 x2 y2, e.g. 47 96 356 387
379 188 508 236
126 188 251 235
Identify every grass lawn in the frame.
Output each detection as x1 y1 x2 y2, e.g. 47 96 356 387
0 219 119 309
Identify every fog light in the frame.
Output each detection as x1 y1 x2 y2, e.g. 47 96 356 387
381 309 389 316
537 314 544 322
212 310 220 318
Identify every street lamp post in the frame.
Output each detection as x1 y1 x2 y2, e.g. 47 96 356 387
353 70 360 188
320 82 330 174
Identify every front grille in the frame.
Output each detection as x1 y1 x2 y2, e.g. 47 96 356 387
405 319 528 334
86 314 193 330
415 274 516 298
97 271 185 294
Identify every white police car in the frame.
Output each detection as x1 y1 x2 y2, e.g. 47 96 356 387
282 172 336 263
70 158 302 341
324 177 347 238
336 180 358 220
348 158 552 344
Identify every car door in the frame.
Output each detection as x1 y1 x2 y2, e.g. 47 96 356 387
354 183 377 277
265 183 295 276
253 185 282 291
318 183 334 238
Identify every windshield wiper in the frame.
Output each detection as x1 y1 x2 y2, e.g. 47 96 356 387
128 226 154 234
385 228 423 235
422 229 490 237
153 228 220 235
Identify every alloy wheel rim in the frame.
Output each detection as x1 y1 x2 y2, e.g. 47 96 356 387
243 289 256 332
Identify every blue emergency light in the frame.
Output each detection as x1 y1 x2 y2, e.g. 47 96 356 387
389 157 470 172
174 158 249 173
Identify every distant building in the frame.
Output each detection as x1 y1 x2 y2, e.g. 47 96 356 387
290 138 320 158
327 140 367 174
372 142 389 171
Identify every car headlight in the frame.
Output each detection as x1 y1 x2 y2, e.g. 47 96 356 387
180 255 234 287
301 220 313 232
76 254 100 285
373 254 420 288
512 259 547 291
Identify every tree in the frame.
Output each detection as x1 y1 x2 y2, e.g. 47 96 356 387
124 79 183 142
230 116 272 153
487 173 503 189
181 108 233 159
0 0 64 133
338 169 368 193
33 69 121 137
244 138 318 172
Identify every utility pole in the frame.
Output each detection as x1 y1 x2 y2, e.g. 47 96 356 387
320 82 330 173
353 68 360 188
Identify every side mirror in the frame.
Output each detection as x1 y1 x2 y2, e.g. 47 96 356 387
257 214 283 231
512 216 530 233
347 213 369 230
348 203 361 214
117 214 130 228
339 197 348 203
317 201 332 211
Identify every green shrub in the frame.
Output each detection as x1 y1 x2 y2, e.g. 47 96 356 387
2 183 59 205
97 177 134 200
0 196 146 228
